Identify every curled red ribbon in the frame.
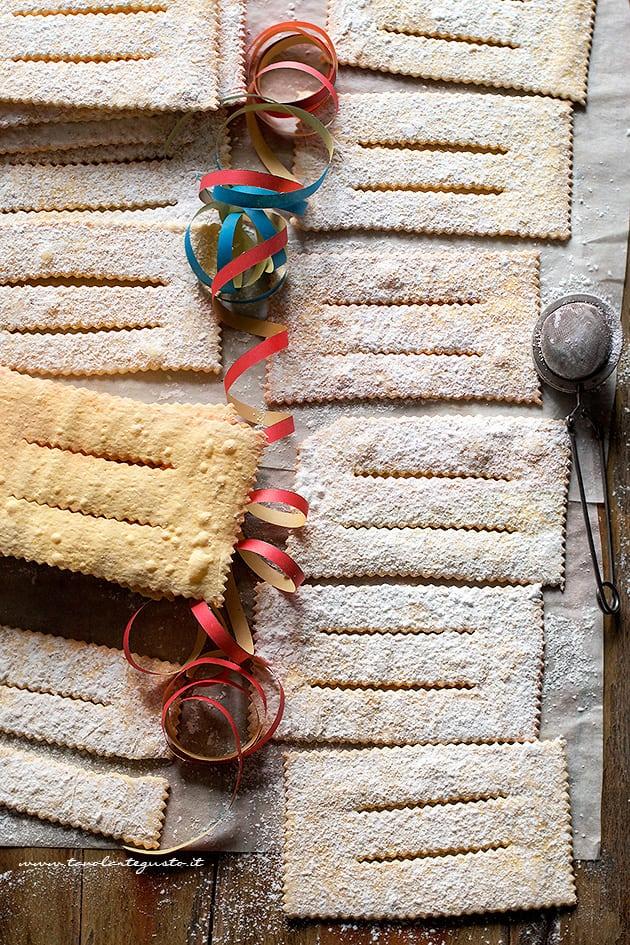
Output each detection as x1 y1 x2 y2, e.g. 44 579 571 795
222 319 293 444
246 21 338 141
122 574 285 854
185 20 339 446
237 538 305 594
247 487 309 528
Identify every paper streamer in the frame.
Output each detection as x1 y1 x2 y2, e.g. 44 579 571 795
183 23 335 581
247 21 338 119
122 572 285 855
247 487 309 528
184 21 338 443
184 101 334 307
122 23 336 853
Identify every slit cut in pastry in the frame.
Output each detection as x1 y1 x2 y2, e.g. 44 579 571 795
328 0 595 103
0 742 169 849
265 248 541 405
0 625 178 759
293 91 573 240
0 102 133 129
0 0 245 111
0 111 197 160
286 415 570 586
254 583 544 745
0 368 264 601
282 739 575 918
0 218 222 375
0 112 228 221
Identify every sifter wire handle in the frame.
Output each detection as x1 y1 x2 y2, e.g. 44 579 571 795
566 396 620 616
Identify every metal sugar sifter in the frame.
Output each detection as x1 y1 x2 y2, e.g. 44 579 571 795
532 293 622 616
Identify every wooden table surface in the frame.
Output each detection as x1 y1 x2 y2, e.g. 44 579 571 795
0 255 628 945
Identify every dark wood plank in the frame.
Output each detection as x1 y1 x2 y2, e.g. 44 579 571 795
0 847 82 945
79 851 215 945
0 848 216 945
598 244 630 944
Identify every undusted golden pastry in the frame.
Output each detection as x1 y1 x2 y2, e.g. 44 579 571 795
0 368 264 601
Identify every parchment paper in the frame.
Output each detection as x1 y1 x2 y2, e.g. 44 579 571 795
541 502 604 860
1 0 627 859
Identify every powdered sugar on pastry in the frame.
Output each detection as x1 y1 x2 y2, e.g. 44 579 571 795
285 415 570 585
293 91 573 239
217 0 246 100
0 112 228 221
0 112 195 160
0 102 148 130
0 218 221 376
283 739 575 918
0 0 221 112
0 0 244 116
255 583 544 745
0 625 177 759
265 248 541 405
328 0 595 103
0 368 264 602
0 742 169 849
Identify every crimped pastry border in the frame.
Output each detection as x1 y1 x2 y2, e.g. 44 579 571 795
326 0 596 104
263 248 543 407
281 740 576 919
253 582 546 747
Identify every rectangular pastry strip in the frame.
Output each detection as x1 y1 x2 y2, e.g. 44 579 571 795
0 112 227 221
0 0 221 112
286 415 570 586
0 219 221 375
0 368 264 601
283 739 576 918
0 112 196 161
0 102 137 129
328 0 595 103
255 583 544 745
0 743 168 849
0 625 177 759
266 249 541 405
0 112 194 164
294 91 573 240
0 0 244 126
